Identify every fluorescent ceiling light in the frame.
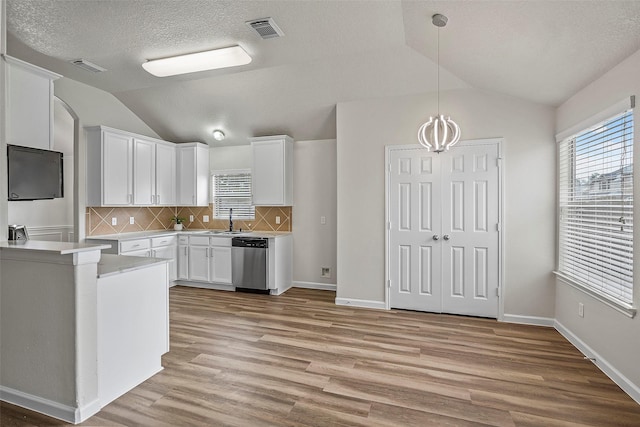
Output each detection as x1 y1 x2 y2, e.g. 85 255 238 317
142 45 251 77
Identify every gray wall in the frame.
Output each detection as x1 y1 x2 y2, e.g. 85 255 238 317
556 48 640 395
336 88 557 318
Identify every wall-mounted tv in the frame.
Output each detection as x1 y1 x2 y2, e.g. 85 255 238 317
7 144 64 201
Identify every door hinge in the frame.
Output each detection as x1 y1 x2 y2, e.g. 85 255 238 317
387 279 391 288
496 287 501 297
496 222 501 232
387 162 391 172
387 221 391 230
497 157 502 167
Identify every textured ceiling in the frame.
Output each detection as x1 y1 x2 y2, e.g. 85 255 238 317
6 0 640 146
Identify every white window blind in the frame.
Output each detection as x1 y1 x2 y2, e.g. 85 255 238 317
558 109 634 306
213 171 255 220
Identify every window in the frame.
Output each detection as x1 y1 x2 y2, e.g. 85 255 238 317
212 170 255 220
558 109 634 308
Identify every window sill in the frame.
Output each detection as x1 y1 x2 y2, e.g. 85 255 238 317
553 271 636 319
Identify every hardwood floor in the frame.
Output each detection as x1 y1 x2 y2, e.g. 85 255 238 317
2 286 639 426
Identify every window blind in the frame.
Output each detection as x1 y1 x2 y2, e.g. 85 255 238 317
213 171 255 220
558 110 634 306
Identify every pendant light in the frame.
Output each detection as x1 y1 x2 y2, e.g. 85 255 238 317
418 14 461 153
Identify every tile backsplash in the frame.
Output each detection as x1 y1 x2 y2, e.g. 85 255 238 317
86 205 292 236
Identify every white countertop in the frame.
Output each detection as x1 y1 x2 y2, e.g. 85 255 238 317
0 240 111 255
98 254 169 278
86 230 291 242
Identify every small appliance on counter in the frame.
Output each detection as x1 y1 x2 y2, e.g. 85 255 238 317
8 225 29 241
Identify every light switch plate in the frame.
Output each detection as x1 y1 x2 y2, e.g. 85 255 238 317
203 215 209 222
111 217 117 226
190 215 194 222
275 216 281 224
129 217 135 225
321 216 326 225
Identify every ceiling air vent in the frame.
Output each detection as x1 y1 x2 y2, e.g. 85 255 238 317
70 59 106 73
246 17 284 39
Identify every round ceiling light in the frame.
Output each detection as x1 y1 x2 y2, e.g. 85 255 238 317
212 129 225 141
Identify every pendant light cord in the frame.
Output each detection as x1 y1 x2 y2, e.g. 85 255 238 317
437 25 440 116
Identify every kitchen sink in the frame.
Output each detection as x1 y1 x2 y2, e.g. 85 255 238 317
206 230 247 235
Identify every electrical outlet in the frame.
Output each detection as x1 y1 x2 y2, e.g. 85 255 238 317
321 216 326 225
189 215 194 222
321 267 331 278
129 217 135 225
578 303 584 318
275 216 281 224
203 215 209 222
111 217 117 226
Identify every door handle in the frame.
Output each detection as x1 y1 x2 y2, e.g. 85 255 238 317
443 234 450 241
432 234 440 241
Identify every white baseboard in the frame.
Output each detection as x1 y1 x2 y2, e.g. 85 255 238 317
0 386 100 423
173 281 235 291
502 314 555 327
335 297 386 310
554 320 640 405
293 281 337 291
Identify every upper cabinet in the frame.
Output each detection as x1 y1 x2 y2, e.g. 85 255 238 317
86 126 178 207
4 55 61 150
176 143 210 207
251 135 293 206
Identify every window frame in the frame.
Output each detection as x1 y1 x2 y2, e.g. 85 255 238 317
211 169 255 221
555 104 636 318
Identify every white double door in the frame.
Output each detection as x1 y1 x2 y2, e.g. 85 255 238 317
387 141 501 318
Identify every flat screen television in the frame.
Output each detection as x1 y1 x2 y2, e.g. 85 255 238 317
7 144 64 201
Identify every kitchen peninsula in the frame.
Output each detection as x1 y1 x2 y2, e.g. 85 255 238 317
0 240 170 424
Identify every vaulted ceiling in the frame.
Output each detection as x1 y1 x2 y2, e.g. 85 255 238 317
7 1 640 146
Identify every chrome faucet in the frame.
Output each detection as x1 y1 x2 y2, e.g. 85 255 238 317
228 208 233 232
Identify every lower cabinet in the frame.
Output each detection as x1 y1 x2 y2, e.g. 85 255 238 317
177 243 189 280
186 236 232 284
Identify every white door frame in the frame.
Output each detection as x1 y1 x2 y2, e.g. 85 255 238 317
384 138 505 320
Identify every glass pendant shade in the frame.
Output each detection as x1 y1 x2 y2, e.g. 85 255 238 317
418 114 461 152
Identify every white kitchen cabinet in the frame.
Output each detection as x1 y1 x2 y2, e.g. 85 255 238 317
133 137 155 205
177 235 189 280
185 235 231 284
177 143 210 206
209 239 232 284
155 142 177 206
86 126 177 207
251 135 293 206
86 127 134 206
4 55 61 150
188 246 209 282
151 236 177 282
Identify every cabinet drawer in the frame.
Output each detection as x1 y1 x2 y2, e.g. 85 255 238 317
178 235 189 245
152 235 177 248
209 237 231 247
189 235 210 246
120 239 151 253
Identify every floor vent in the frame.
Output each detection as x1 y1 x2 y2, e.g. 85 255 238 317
70 59 106 73
246 17 284 39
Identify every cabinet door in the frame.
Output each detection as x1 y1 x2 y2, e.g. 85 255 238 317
210 246 232 284
188 246 209 281
103 131 133 205
122 248 151 257
155 143 176 206
252 139 284 206
133 138 156 205
177 245 189 280
153 245 177 282
177 147 196 206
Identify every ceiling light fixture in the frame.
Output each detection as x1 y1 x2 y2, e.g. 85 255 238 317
142 45 251 77
212 130 225 141
418 14 461 153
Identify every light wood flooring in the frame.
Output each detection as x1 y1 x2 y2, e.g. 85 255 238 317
2 286 639 426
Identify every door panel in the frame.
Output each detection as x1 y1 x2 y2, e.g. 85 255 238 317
389 149 442 312
389 142 500 318
441 143 499 317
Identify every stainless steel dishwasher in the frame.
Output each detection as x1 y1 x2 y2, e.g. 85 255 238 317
231 237 269 293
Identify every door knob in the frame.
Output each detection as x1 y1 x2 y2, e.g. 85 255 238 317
432 234 440 241
443 234 450 241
